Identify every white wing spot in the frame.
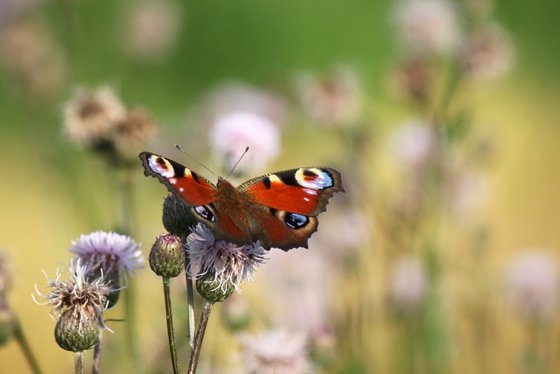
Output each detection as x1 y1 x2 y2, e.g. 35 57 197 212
295 168 333 189
148 156 175 178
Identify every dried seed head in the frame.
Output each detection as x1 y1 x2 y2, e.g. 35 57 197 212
149 234 185 278
113 107 159 153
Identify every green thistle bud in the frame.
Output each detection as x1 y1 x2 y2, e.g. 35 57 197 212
149 234 185 278
196 277 234 303
0 300 14 346
54 307 100 352
162 194 197 238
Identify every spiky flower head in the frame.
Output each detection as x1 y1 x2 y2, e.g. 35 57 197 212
240 329 312 374
149 234 185 278
34 261 111 351
69 231 143 308
186 224 267 297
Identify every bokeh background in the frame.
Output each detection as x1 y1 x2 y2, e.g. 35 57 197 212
1 0 560 373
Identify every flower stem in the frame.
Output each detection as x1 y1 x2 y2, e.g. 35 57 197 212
163 278 180 374
187 301 213 374
184 250 195 350
13 318 42 374
74 352 84 374
92 329 103 374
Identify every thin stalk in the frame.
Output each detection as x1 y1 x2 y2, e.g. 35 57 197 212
163 278 180 374
74 352 84 374
13 318 42 374
184 248 195 349
92 329 103 374
187 301 213 374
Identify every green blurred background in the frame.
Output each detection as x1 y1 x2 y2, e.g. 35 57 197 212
1 0 560 373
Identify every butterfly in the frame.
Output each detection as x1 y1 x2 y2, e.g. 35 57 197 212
139 152 344 250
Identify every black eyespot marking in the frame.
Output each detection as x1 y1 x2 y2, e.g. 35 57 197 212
284 213 309 229
262 177 272 189
279 173 299 186
193 205 215 222
191 171 200 183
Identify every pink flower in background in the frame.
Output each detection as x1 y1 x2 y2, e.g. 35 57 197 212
506 249 559 319
394 0 460 55
389 255 427 311
240 329 312 374
210 111 281 174
295 66 363 126
120 0 182 60
461 23 515 80
390 120 437 171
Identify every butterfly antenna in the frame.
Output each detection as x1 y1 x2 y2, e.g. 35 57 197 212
175 144 217 178
226 146 250 179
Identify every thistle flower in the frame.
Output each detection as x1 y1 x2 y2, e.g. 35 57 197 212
69 231 143 307
34 261 111 352
162 193 197 238
240 329 312 374
209 111 281 175
391 58 434 103
113 107 159 154
186 224 267 294
120 0 182 60
63 86 127 147
295 66 363 126
394 0 460 56
461 23 515 80
506 249 559 319
389 255 427 311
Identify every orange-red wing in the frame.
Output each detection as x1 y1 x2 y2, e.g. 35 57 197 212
239 167 344 216
139 152 217 206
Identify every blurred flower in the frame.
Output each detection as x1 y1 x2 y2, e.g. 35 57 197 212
461 23 515 80
391 57 434 103
390 120 437 171
205 82 286 125
240 329 312 374
0 252 12 296
210 111 281 175
506 249 559 319
120 0 182 61
186 224 267 292
448 167 488 216
0 17 67 97
63 86 127 147
389 255 427 311
394 0 460 56
0 0 41 28
70 231 144 278
311 209 370 256
113 107 159 153
295 66 363 126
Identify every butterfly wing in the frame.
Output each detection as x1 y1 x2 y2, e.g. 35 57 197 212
239 167 344 250
139 152 218 206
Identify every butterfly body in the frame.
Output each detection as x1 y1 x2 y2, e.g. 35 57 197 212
140 152 344 250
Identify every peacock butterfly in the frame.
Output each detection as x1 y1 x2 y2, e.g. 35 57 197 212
139 152 344 251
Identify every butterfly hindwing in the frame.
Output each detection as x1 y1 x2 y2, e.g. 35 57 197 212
139 152 217 206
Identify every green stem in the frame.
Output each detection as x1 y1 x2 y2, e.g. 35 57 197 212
92 329 103 374
163 278 179 374
13 318 42 374
74 352 84 374
184 248 195 350
187 301 213 374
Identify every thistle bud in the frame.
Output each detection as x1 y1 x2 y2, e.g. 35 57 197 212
149 234 185 278
54 307 100 352
162 194 196 238
196 277 234 303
